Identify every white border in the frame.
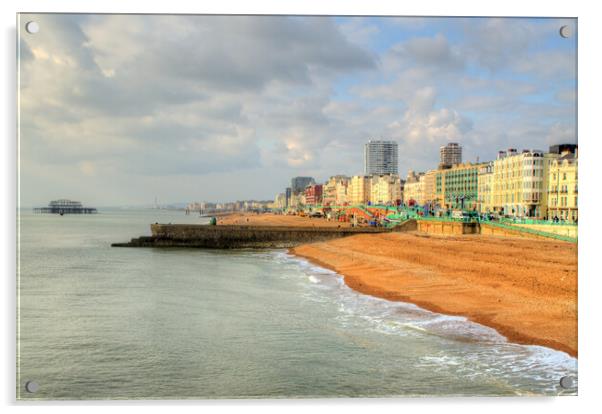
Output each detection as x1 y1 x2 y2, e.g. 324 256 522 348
3 1 601 413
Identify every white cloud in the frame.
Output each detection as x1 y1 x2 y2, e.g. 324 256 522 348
18 14 577 206
390 33 464 70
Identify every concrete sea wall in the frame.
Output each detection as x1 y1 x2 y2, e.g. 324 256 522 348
511 223 578 238
113 224 391 249
392 219 418 232
416 220 575 242
478 223 564 241
416 220 479 235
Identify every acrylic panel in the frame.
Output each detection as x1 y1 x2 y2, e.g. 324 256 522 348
17 13 578 400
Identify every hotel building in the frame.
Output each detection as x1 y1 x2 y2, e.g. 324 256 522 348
349 175 372 205
492 148 546 217
403 171 425 205
545 146 578 221
370 174 402 205
422 170 438 206
436 163 482 210
304 184 323 206
491 149 545 218
335 177 351 205
322 175 350 206
477 162 494 213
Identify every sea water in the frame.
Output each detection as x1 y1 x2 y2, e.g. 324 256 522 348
17 209 577 399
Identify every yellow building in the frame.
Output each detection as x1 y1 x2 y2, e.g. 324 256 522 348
370 174 402 205
272 193 287 210
322 175 349 206
403 171 424 205
491 149 545 218
335 176 351 205
349 175 372 205
546 150 578 222
288 193 305 210
423 170 438 205
477 162 494 213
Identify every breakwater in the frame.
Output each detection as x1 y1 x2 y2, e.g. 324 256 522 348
112 223 391 249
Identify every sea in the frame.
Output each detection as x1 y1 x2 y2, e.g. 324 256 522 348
17 208 578 399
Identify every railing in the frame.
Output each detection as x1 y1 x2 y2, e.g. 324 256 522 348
413 216 577 242
301 204 578 227
417 215 477 223
498 217 577 226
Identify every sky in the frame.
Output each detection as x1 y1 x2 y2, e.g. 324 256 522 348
18 14 577 207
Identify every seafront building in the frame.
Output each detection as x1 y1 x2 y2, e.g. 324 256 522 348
349 175 372 205
439 142 462 169
403 171 425 205
278 140 577 222
422 170 438 206
370 174 402 205
322 177 337 206
273 193 287 210
291 177 315 194
477 162 494 213
435 162 482 210
364 140 399 175
288 192 306 209
491 149 545 218
545 146 578 221
188 200 271 213
285 187 292 208
322 175 349 206
304 184 323 206
335 177 351 205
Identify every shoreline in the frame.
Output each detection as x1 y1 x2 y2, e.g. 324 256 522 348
290 232 577 358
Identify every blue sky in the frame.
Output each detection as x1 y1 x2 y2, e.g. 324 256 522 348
19 15 576 206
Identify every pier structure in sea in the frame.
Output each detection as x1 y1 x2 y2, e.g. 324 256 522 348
33 199 98 214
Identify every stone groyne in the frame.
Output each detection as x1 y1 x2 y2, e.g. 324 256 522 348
112 224 392 249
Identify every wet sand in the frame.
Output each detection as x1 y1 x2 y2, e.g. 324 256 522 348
218 212 352 227
291 231 577 357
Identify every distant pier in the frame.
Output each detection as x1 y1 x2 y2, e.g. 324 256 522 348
34 199 97 214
